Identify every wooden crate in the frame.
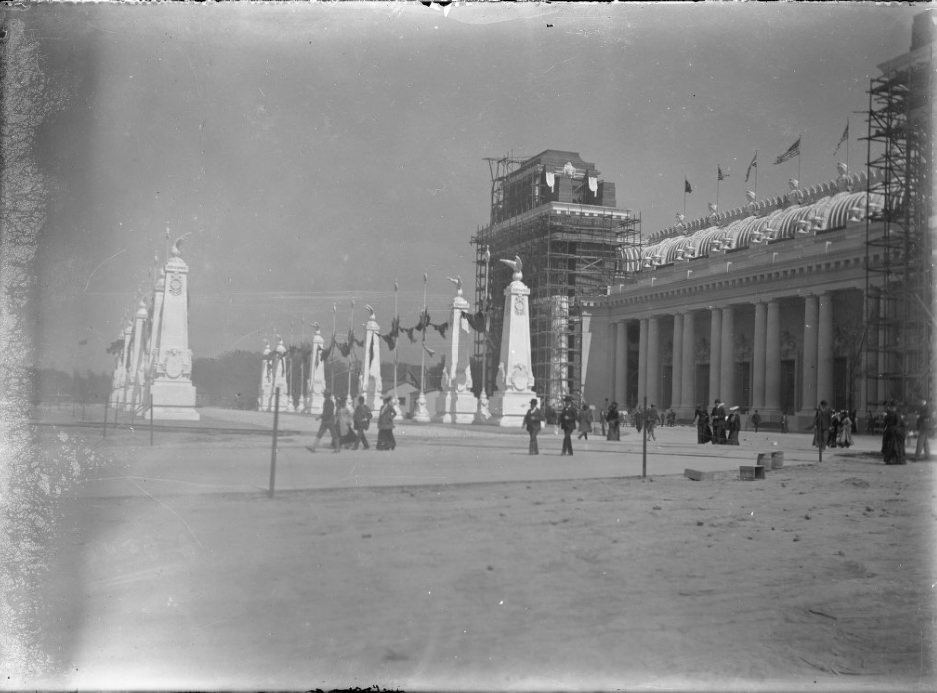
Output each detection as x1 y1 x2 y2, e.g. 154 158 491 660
739 465 766 481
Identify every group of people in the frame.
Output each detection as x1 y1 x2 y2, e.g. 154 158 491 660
693 399 742 445
307 391 399 453
812 402 854 451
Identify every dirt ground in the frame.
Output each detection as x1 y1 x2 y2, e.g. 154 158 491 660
21 412 937 691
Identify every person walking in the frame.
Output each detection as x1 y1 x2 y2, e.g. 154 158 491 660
522 398 543 455
605 401 621 441
881 400 906 465
646 404 659 441
599 398 609 436
837 411 853 448
559 395 577 456
814 400 832 454
308 390 339 453
710 399 726 444
352 395 372 450
726 406 741 445
914 400 931 461
376 395 397 450
694 403 711 444
577 403 593 441
751 409 762 433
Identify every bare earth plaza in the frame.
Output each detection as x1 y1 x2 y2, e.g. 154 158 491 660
1 4 935 692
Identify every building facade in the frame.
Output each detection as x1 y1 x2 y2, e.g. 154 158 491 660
581 11 934 428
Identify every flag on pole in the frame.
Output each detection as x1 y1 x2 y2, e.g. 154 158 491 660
684 178 693 194
833 121 849 155
745 151 758 183
774 137 801 165
422 344 435 358
717 165 730 181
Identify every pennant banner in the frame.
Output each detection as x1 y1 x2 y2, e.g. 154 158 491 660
684 178 693 194
833 121 849 155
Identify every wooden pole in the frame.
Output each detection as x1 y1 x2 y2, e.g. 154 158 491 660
269 387 280 498
103 395 108 438
149 392 154 446
642 395 648 479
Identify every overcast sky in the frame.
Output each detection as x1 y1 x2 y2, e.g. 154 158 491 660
23 2 918 373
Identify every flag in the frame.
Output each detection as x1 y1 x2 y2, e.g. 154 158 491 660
684 178 692 194
774 137 801 165
745 151 758 183
833 121 849 155
368 336 375 370
432 321 449 340
422 344 435 358
717 165 729 181
463 310 487 333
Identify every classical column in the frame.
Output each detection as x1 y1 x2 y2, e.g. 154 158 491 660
720 306 735 406
709 308 722 405
607 321 617 401
647 316 660 406
802 294 819 413
818 292 834 407
680 310 696 413
615 320 627 405
752 302 767 410
637 318 648 404
671 313 683 413
765 300 781 413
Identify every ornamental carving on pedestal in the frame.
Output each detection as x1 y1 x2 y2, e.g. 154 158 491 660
168 273 183 296
513 295 526 316
161 348 191 380
509 363 531 392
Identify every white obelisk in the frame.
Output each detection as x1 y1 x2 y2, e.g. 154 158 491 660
489 255 536 427
435 276 475 423
306 323 326 415
147 237 199 420
359 305 383 411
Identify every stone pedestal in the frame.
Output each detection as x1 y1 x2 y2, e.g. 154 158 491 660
412 390 431 422
435 288 476 424
489 267 536 427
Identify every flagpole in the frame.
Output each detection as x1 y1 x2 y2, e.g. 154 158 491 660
330 303 337 394
476 246 492 423
347 298 356 402
683 175 687 216
414 272 431 422
393 279 399 405
845 118 849 170
797 133 802 183
716 166 720 209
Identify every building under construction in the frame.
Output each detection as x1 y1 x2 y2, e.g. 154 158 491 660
471 150 642 406
864 9 935 407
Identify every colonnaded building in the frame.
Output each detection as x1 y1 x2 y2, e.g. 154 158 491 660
580 10 934 429
475 10 934 429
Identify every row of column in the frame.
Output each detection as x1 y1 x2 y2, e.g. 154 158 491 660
607 293 836 416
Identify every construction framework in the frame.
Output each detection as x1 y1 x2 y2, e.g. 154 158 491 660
471 152 642 407
864 31 934 408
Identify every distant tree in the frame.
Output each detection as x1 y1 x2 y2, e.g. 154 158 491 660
192 350 262 409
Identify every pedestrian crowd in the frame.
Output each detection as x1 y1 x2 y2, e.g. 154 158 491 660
307 391 397 453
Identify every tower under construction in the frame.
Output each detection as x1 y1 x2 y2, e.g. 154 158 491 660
471 150 642 407
864 9 935 407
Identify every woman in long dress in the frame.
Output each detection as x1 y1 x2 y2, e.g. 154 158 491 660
694 403 711 444
605 402 620 441
837 412 853 448
881 401 906 464
376 396 397 450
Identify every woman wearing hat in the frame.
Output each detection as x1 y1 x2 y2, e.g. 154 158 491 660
726 405 741 445
376 395 397 451
522 398 543 455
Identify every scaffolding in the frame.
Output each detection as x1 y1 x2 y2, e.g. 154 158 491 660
864 31 934 407
472 152 642 407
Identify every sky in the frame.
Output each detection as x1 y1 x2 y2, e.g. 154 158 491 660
19 1 920 374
